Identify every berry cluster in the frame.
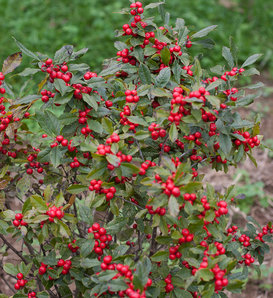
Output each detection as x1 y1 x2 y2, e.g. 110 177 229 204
138 160 156 175
125 89 139 103
120 105 139 131
0 72 6 95
14 273 27 290
25 151 48 175
12 213 28 227
83 71 98 81
45 205 64 223
96 255 152 298
168 87 191 125
57 259 72 275
106 132 120 144
233 131 260 151
68 239 79 253
41 59 71 84
88 223 112 256
239 254 255 266
238 234 251 247
145 204 166 216
40 89 55 103
148 123 166 140
164 274 174 293
89 179 117 201
162 176 181 198
211 264 228 292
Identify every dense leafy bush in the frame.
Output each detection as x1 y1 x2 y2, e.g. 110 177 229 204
0 1 272 298
1 0 272 72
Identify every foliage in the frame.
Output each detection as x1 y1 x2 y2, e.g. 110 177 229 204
0 1 272 298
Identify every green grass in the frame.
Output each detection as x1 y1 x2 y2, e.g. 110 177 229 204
0 0 272 74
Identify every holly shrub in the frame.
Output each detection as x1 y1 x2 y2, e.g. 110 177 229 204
0 1 271 298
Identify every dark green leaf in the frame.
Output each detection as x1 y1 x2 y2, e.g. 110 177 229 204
191 25 217 39
222 46 234 68
242 54 263 68
139 63 151 84
155 67 171 87
82 93 98 111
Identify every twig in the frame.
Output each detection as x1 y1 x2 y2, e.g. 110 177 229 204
134 139 145 161
149 227 158 256
0 272 16 294
179 148 192 160
118 196 145 210
0 234 28 264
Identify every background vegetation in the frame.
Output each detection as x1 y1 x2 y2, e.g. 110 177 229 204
0 0 272 73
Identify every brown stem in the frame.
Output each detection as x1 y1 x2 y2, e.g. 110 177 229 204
0 234 28 264
149 227 158 256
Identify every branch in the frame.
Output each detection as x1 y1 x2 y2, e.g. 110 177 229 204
0 234 28 264
134 139 145 161
149 227 158 256
118 196 145 210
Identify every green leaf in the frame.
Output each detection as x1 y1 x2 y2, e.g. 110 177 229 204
155 67 171 88
99 62 123 76
151 251 168 262
196 268 214 281
50 146 65 167
222 46 234 68
36 292 50 298
133 257 151 290
145 2 164 9
169 122 178 142
80 258 100 268
35 110 61 136
173 289 192 298
168 195 179 217
67 184 88 194
219 134 232 157
160 47 171 65
4 263 18 275
102 118 114 134
16 94 38 105
172 59 182 83
127 116 148 126
206 79 223 91
108 280 128 292
114 41 128 51
54 45 73 63
120 163 140 176
59 221 71 238
82 93 98 111
12 37 40 60
87 119 103 134
79 239 95 257
18 67 40 77
206 95 220 109
236 94 255 107
31 195 48 211
191 25 217 39
54 79 70 96
139 63 151 84
242 54 263 68
71 47 89 59
151 87 172 98
106 154 120 167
